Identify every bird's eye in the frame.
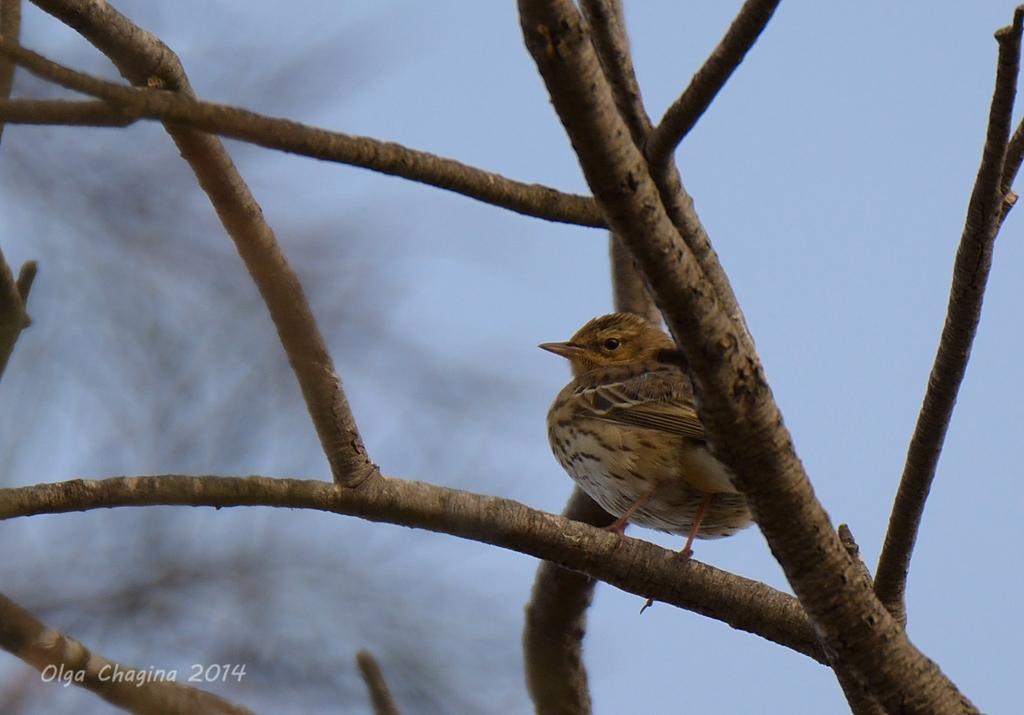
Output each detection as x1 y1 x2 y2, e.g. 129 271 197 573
603 338 621 350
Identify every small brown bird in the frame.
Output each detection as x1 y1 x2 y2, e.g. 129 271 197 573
541 313 752 557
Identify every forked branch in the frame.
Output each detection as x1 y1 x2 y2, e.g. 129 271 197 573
24 0 378 486
0 0 21 143
0 592 254 715
645 0 781 164
0 46 602 228
580 0 652 142
0 250 34 382
518 1 976 712
874 6 1024 626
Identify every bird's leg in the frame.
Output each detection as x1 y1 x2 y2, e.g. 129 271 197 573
679 492 713 559
641 492 713 614
605 488 655 536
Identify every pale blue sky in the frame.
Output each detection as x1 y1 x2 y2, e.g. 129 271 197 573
2 1 1021 713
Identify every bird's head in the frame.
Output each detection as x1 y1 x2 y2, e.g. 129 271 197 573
539 312 675 377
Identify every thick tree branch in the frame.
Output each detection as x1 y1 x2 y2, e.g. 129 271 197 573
23 0 379 486
0 474 826 665
523 488 614 715
580 0 652 143
0 52 603 228
518 1 976 712
581 2 743 340
0 592 254 715
0 97 134 125
581 0 661 331
584 0 764 354
645 0 781 164
355 650 401 715
0 0 20 144
874 7 1024 627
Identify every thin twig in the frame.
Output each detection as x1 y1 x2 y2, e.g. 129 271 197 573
998 115 1024 223
830 525 886 715
874 6 1024 627
518 1 977 712
609 234 659 323
1000 116 1024 197
24 0 380 486
0 473 826 664
0 48 603 228
355 650 401 715
0 248 32 381
0 0 21 144
15 259 35 303
837 524 873 588
0 592 255 715
645 0 780 164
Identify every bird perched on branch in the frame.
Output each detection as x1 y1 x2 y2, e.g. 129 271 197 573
541 312 752 558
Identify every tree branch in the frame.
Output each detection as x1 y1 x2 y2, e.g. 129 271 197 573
0 2 35 382
518 1 977 712
609 235 660 323
522 232 659 714
830 526 886 715
24 0 379 486
997 115 1024 222
580 0 764 356
523 95 656 710
0 0 21 144
355 650 401 715
523 488 614 715
0 474 826 665
581 0 661 326
581 3 761 359
0 97 134 126
582 0 662 320
0 591 254 715
0 56 603 228
874 7 1024 627
645 0 781 164
579 0 652 143
14 259 35 303
1000 116 1024 198
0 248 34 382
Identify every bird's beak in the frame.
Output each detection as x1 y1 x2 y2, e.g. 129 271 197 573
538 341 585 359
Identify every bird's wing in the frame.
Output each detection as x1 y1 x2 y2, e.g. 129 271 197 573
575 371 705 441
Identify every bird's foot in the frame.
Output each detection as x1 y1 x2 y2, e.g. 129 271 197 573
604 516 629 536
